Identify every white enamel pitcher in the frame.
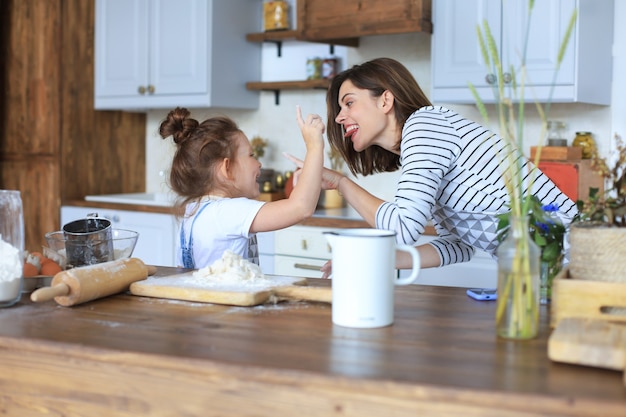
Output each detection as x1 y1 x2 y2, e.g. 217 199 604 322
324 229 421 328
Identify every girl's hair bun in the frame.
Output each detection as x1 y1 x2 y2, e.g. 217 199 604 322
160 107 199 145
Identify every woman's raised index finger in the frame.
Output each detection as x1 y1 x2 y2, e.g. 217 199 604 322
282 152 304 168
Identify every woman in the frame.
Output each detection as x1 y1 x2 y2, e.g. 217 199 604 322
160 106 324 269
292 57 578 274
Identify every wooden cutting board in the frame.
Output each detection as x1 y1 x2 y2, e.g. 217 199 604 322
129 272 331 306
548 317 626 386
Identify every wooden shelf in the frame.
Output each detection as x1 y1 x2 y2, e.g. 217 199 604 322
246 79 331 105
246 31 358 57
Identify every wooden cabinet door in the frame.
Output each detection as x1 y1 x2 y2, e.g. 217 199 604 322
298 0 432 41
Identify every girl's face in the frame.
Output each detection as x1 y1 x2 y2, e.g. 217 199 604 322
334 79 391 152
231 132 262 199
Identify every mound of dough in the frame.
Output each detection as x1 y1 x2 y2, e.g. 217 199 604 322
192 250 267 285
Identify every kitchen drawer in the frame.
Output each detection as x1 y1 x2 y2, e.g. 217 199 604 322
274 225 337 259
274 255 327 279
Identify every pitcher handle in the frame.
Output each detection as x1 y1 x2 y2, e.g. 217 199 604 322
395 244 421 285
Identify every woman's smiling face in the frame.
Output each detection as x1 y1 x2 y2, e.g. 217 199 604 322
334 79 388 152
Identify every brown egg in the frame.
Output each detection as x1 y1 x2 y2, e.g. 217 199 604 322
41 260 62 276
23 263 39 277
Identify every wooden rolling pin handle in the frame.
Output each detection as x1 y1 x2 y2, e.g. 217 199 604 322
30 283 70 303
273 286 332 304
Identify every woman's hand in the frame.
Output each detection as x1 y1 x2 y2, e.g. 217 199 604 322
283 153 345 190
320 260 332 279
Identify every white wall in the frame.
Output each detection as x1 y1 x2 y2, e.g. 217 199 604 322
145 5 625 201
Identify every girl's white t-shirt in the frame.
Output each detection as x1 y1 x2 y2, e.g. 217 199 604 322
177 197 265 269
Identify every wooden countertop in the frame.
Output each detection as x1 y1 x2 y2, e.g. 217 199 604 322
0 267 623 416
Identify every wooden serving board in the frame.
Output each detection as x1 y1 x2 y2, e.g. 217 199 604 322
129 272 331 306
548 317 626 386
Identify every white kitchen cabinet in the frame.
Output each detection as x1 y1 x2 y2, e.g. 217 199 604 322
256 231 275 275
94 0 261 110
273 225 339 279
61 206 178 267
431 0 614 105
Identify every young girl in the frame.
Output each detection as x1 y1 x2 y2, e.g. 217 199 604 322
159 106 324 269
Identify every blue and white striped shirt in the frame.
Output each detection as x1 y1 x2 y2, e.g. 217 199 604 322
376 106 578 266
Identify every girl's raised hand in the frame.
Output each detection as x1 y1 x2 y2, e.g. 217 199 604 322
296 105 325 141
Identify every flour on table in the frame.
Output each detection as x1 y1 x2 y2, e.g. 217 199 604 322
0 234 22 302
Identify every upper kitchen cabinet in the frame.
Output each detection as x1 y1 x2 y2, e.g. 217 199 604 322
94 0 261 110
431 0 614 105
297 0 432 41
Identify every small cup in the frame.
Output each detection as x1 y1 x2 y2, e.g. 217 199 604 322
324 229 421 328
0 190 24 307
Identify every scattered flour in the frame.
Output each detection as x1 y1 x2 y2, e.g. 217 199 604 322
0 234 22 302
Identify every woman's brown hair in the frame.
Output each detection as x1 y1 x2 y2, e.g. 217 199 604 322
326 57 432 176
159 107 241 214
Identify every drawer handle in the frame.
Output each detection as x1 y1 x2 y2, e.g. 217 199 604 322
301 239 308 250
293 263 321 271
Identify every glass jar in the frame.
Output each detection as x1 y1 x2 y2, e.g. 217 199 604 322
546 120 567 147
496 215 540 339
572 131 596 159
0 190 24 307
306 57 322 80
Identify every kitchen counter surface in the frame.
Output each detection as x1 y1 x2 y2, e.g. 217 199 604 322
0 267 623 416
66 198 437 232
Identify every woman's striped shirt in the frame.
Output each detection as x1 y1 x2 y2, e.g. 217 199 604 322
375 106 578 266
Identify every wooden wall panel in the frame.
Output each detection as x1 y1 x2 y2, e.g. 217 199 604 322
1 0 147 252
60 0 146 201
0 0 62 252
0 158 59 251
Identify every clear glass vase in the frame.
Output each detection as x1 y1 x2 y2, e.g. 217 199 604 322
496 215 540 339
540 254 563 305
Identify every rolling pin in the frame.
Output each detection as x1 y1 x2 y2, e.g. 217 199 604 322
31 258 157 307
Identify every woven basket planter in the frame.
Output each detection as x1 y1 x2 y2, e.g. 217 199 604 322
569 224 626 283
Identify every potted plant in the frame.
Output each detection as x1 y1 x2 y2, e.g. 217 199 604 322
569 133 626 283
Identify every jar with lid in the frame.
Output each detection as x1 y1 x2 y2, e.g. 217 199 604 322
263 1 289 31
546 120 567 147
572 131 596 159
306 57 322 80
322 56 338 79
